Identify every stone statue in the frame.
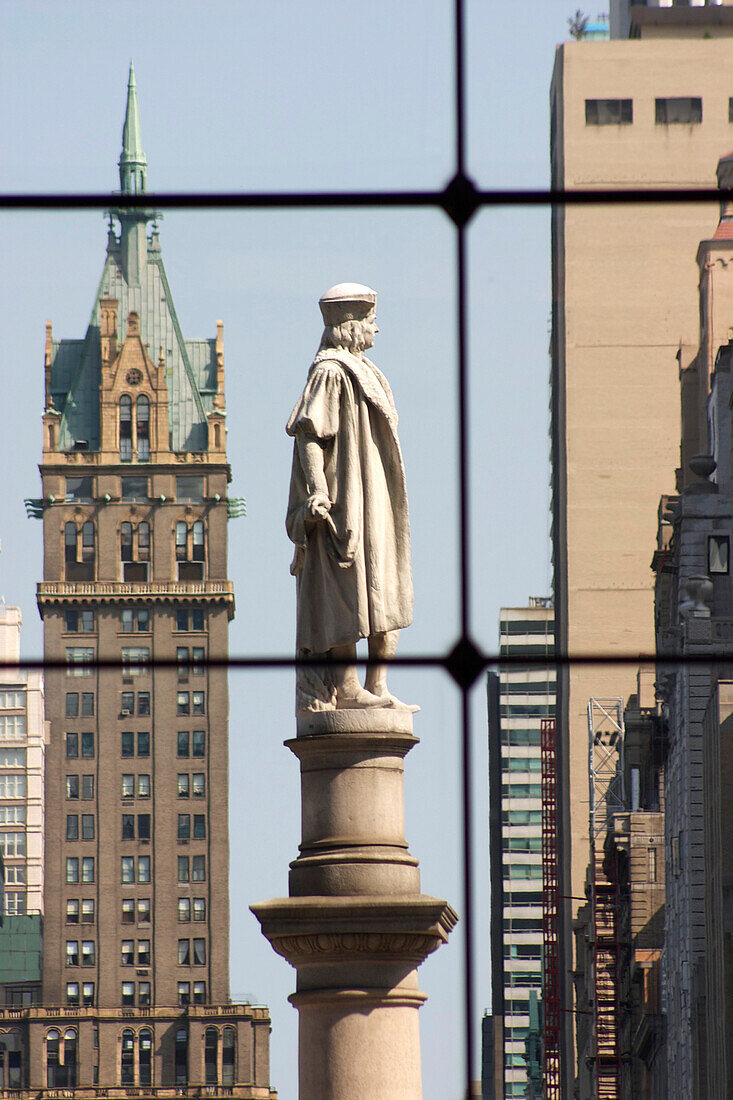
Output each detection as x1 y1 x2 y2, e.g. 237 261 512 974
286 283 414 711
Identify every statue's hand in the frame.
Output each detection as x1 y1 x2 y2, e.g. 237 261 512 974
305 491 332 522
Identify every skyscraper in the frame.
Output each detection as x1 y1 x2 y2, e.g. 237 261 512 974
5 65 276 1096
487 599 554 1100
550 3 733 1088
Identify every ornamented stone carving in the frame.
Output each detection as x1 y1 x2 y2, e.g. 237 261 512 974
125 367 143 385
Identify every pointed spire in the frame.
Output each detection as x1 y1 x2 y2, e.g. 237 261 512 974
119 62 147 194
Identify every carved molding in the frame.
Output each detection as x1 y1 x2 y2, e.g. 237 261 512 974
269 930 444 966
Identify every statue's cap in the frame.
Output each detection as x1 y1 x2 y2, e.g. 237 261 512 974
319 282 376 324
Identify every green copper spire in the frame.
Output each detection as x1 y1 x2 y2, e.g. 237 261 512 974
119 61 147 194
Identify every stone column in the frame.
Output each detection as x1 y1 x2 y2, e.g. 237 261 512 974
252 706 457 1100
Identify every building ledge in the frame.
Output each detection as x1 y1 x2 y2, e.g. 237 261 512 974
0 1003 269 1023
0 1088 276 1099
37 581 235 618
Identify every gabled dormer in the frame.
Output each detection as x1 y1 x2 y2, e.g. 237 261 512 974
99 305 171 463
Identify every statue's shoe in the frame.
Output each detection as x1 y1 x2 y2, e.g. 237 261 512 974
335 686 385 709
371 691 420 713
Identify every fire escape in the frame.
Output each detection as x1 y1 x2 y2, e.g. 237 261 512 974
541 716 561 1099
587 698 625 1100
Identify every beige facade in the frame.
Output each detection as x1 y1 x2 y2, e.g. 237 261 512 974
550 23 733 1091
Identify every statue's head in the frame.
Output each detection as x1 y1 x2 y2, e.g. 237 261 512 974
319 283 378 355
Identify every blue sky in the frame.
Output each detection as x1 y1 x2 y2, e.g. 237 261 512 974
1 3 575 1096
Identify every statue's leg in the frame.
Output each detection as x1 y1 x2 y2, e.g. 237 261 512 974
364 630 399 697
331 643 383 708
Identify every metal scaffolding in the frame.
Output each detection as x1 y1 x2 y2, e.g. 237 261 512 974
587 698 625 1100
541 717 561 1099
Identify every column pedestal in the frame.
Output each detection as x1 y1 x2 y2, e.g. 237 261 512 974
252 706 457 1100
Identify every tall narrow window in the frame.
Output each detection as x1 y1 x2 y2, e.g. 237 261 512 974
136 396 150 460
139 1028 152 1087
205 1028 218 1085
222 1028 236 1087
121 1030 135 1085
120 396 133 461
174 1027 188 1085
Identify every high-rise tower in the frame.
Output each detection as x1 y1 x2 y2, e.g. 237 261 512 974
1 65 276 1096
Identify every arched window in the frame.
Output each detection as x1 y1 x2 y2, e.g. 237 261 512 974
65 522 95 581
139 1028 152 1087
136 396 150 461
119 396 133 462
46 1028 76 1088
120 1029 135 1086
0 1031 23 1089
174 1027 188 1087
121 522 150 582
176 521 206 581
222 1027 236 1087
204 1028 218 1085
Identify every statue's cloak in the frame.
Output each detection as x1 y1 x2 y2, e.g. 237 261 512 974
286 348 413 654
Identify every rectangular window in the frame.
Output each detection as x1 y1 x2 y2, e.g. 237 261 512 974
121 731 134 757
137 898 151 924
0 691 25 709
66 982 79 1006
193 815 206 839
709 535 730 575
176 609 189 631
66 814 79 841
65 476 93 503
121 476 148 502
66 775 79 800
65 733 79 758
81 857 95 883
121 774 135 798
138 774 151 798
120 691 135 716
0 749 25 768
122 814 135 840
121 857 135 884
192 855 205 882
193 730 205 757
193 897 206 922
4 866 25 886
0 831 26 858
178 774 190 798
138 855 151 883
178 939 191 965
137 940 151 966
66 940 79 967
65 609 79 633
193 981 206 1005
81 692 94 716
66 647 94 676
178 981 190 1006
81 731 94 758
178 856 190 883
192 608 205 631
0 715 26 740
122 647 149 676
121 609 134 633
178 814 191 840
0 807 25 825
139 981 151 1007
137 731 150 757
655 96 702 125
177 646 190 679
177 692 190 716
192 773 205 798
585 98 632 125
193 939 206 965
5 892 25 916
138 691 151 716
137 813 151 840
66 899 80 924
81 815 94 840
192 646 205 675
178 898 191 922
177 731 190 757
82 982 94 1007
81 940 95 966
66 857 79 884
122 899 135 925
81 775 94 799
0 774 25 799
192 691 205 715
81 899 95 924
176 476 205 502
66 693 79 718
121 982 135 1006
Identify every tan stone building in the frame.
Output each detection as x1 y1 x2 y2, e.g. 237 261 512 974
0 66 275 1097
550 3 733 1091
